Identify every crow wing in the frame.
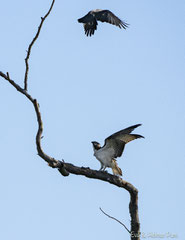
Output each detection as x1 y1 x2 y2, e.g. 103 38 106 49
83 20 97 36
78 12 98 36
95 10 129 29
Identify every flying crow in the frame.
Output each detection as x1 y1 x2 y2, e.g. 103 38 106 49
78 9 129 36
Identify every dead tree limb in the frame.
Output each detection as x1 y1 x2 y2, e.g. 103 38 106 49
0 1 140 239
100 207 131 234
24 0 55 91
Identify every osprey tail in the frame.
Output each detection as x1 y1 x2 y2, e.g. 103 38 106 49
112 159 122 176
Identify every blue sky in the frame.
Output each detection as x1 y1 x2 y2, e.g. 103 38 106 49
0 0 185 239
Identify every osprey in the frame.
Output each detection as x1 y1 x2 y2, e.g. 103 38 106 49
91 124 144 176
78 9 129 36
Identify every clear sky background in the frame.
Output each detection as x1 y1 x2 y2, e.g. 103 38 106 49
0 0 185 239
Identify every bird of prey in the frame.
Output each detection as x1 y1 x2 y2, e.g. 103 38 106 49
91 124 144 176
78 9 129 36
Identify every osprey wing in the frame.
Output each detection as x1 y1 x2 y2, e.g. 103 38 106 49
102 124 144 159
106 124 144 144
95 10 129 29
103 138 126 158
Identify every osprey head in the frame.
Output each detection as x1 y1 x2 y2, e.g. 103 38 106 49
91 141 101 150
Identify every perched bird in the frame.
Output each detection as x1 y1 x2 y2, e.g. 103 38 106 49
91 124 144 176
78 9 129 36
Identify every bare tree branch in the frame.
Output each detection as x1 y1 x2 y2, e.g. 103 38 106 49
0 71 59 168
0 71 140 239
24 0 55 91
100 207 131 234
0 1 140 239
0 71 34 101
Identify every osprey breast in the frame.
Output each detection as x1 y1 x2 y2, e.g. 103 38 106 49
94 147 114 167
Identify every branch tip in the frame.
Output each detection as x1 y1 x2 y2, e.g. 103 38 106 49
6 72 10 79
99 207 131 234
